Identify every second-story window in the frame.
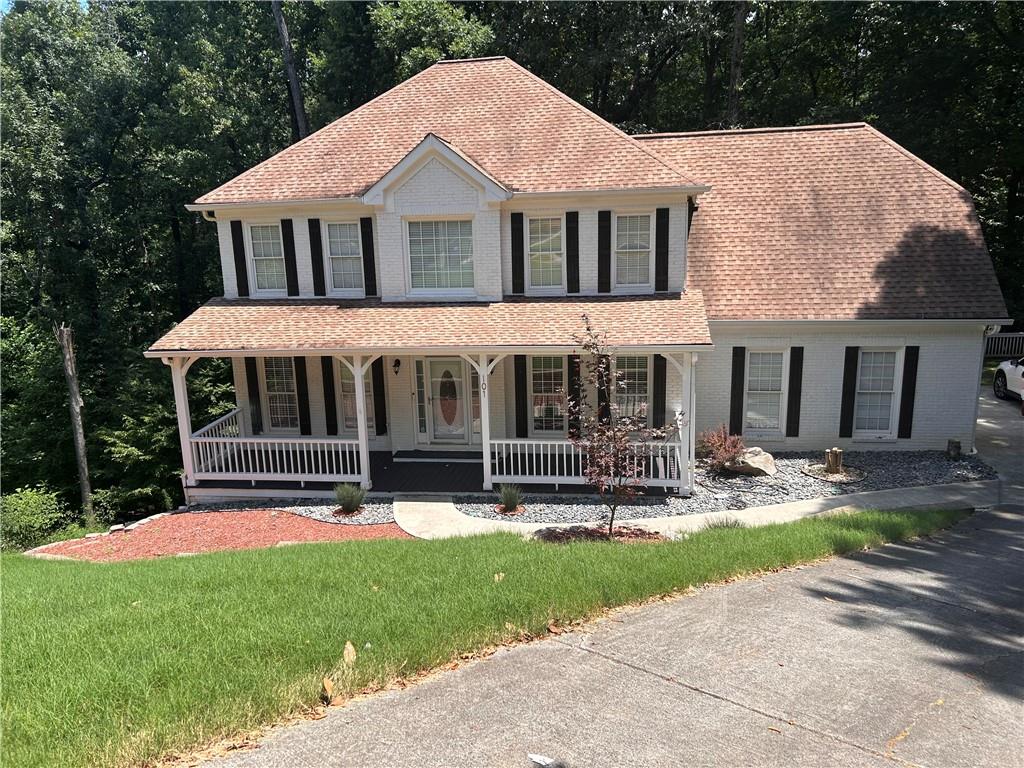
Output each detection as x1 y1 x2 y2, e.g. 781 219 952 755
250 224 287 292
614 214 652 288
528 216 563 290
408 220 474 291
326 222 364 293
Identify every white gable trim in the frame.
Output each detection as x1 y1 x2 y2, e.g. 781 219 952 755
361 133 511 207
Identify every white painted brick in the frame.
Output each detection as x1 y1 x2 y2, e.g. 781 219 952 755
217 220 237 298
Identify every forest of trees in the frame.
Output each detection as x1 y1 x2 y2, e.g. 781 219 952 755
2 0 1021 518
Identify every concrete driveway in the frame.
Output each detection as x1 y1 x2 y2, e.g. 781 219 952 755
211 508 1023 768
976 385 1024 487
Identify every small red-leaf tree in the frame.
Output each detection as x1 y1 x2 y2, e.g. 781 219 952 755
567 315 670 538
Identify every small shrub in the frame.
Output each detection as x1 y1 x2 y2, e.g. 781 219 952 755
334 483 366 514
703 515 747 530
697 424 746 472
1 487 73 552
497 484 523 514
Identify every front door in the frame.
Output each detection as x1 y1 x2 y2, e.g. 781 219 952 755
429 358 467 442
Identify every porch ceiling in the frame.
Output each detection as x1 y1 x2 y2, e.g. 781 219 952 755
146 292 712 356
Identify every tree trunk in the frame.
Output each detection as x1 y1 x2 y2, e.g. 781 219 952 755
54 323 94 524
727 0 748 127
271 0 310 141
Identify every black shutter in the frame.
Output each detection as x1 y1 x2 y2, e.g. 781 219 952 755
514 355 528 437
294 357 311 435
565 211 580 293
839 346 860 438
309 218 326 296
244 357 262 434
687 198 698 235
652 355 667 427
655 207 669 292
597 355 611 424
511 212 525 294
597 210 611 293
372 357 387 435
898 346 920 439
281 219 300 296
729 346 746 435
786 347 804 438
568 355 581 436
321 356 337 435
230 220 249 297
360 217 377 297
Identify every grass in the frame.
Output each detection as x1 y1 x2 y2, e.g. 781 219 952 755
2 508 967 768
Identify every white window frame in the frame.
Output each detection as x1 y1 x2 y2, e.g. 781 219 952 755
334 359 375 434
528 356 567 436
524 213 566 296
403 216 476 298
612 211 655 293
742 349 789 439
613 355 652 426
244 221 289 297
258 357 300 434
321 220 365 297
853 347 904 441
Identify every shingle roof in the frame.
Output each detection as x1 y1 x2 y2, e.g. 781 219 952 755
195 57 700 205
146 293 712 355
639 123 1009 321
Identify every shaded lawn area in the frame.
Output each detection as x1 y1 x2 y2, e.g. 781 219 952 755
2 508 968 768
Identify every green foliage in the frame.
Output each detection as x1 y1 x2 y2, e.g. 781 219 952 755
497 483 523 513
333 483 367 514
0 486 72 552
703 515 747 530
1 507 967 767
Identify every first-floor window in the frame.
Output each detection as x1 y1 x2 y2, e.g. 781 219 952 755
615 356 649 420
263 358 299 430
326 222 363 292
745 351 785 432
855 350 898 434
250 224 287 291
614 214 651 287
339 364 375 431
530 356 566 432
408 219 474 290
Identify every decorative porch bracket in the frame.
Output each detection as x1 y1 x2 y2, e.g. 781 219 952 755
460 353 506 490
336 354 382 489
162 355 198 486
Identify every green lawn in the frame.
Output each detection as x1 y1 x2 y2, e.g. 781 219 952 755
2 508 967 768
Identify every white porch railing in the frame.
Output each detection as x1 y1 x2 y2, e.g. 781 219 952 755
490 438 689 492
189 408 362 483
986 332 1024 358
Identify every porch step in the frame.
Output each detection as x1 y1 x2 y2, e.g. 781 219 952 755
392 450 482 464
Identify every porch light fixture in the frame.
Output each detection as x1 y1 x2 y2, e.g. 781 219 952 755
392 358 401 376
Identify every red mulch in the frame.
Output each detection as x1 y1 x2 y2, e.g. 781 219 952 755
35 510 410 563
535 525 667 544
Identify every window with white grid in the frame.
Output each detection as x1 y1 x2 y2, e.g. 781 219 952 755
250 224 287 291
263 358 298 430
615 356 649 420
745 351 785 432
614 214 651 286
528 217 563 288
326 222 363 292
339 364 375 431
855 350 898 434
408 220 474 290
530 356 566 432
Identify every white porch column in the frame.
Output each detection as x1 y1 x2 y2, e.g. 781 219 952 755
689 353 698 494
664 352 693 495
164 356 197 486
339 354 378 490
461 353 505 491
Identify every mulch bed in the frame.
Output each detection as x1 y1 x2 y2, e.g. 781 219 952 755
534 525 667 544
34 509 410 563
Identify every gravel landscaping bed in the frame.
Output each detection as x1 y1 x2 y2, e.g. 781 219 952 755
456 451 997 525
189 498 395 525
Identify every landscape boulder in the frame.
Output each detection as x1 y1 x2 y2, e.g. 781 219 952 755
724 447 777 476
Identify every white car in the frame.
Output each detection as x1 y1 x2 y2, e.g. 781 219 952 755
993 357 1024 401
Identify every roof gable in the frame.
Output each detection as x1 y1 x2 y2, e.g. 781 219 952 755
195 57 701 206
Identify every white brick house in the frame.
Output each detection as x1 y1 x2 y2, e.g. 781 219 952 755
146 57 1009 502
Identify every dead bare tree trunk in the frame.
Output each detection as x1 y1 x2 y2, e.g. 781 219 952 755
54 323 94 524
727 0 748 127
271 0 310 141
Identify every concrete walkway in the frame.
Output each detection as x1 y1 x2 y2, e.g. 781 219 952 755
394 480 1003 540
210 505 1024 767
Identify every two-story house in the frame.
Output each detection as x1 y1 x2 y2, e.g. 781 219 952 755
146 57 1008 503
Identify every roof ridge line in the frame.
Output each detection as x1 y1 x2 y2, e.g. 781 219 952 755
436 55 510 64
499 58 703 188
859 124 968 196
635 123 868 139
